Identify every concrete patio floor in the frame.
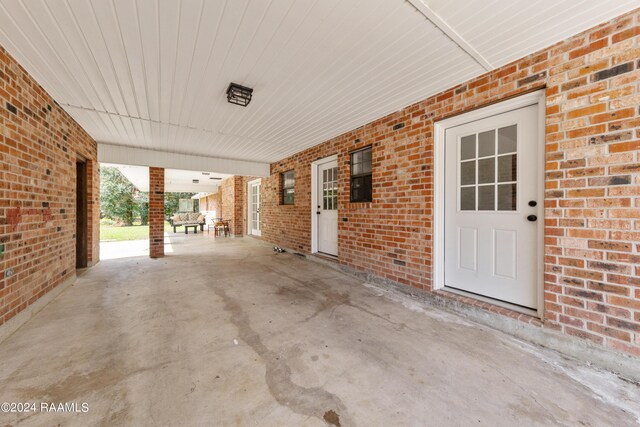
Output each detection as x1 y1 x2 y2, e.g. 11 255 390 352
1 235 639 426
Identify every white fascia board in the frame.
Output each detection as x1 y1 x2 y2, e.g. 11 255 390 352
98 143 270 177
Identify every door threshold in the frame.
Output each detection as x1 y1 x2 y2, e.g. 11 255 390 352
313 252 338 261
443 286 539 318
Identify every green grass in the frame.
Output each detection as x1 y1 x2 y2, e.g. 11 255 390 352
100 221 173 242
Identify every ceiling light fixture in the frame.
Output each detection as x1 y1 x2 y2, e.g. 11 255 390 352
226 82 253 107
192 179 199 184
202 172 210 175
209 177 222 180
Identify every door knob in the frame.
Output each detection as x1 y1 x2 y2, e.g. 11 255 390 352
527 215 537 222
528 200 537 207
316 211 321 215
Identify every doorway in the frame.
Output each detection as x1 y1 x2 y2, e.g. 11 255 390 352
311 156 338 256
248 179 261 236
76 160 88 268
435 91 544 313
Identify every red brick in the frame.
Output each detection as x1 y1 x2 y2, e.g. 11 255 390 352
591 108 636 124
609 140 640 153
566 103 606 119
568 38 609 59
149 167 165 258
0 46 98 327
612 26 640 43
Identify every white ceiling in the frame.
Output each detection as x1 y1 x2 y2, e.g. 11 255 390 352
0 0 636 164
105 164 230 192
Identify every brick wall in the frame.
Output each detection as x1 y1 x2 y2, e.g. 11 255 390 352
261 9 640 356
200 192 221 215
0 46 99 327
149 167 164 258
221 176 244 236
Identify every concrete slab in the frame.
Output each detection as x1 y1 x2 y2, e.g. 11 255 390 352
0 237 638 426
100 232 177 260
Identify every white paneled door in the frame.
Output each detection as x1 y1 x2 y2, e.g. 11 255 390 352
444 104 540 309
316 160 338 256
248 179 261 237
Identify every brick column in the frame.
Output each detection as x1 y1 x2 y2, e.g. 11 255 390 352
149 167 165 258
232 176 244 236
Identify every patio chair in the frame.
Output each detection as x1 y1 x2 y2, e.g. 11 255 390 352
207 218 230 237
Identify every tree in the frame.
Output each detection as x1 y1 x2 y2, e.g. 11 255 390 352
164 192 197 218
137 192 149 225
100 167 138 226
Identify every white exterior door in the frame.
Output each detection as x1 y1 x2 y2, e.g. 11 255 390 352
249 180 261 236
444 104 540 309
317 160 338 256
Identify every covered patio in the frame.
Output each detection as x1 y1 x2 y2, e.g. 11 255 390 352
1 1 639 425
1 236 639 425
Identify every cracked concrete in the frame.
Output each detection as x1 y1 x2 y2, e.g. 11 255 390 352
0 235 638 426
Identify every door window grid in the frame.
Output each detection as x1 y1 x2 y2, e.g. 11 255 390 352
459 125 517 211
322 167 338 210
251 185 260 229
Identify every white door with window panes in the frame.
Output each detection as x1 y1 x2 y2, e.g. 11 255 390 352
444 104 540 309
317 160 338 256
249 179 261 236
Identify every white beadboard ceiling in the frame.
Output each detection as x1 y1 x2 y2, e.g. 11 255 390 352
0 0 636 165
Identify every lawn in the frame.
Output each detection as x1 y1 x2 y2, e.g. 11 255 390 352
100 221 173 242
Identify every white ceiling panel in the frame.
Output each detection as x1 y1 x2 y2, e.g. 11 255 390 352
423 0 640 69
0 0 635 164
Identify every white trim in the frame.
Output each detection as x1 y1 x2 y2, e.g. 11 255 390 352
311 154 338 254
98 143 270 177
535 95 546 318
247 178 262 237
434 90 546 317
407 0 493 71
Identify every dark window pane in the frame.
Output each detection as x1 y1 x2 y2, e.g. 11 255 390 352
460 160 476 185
478 130 495 157
283 170 295 189
498 154 517 182
498 184 517 211
461 134 476 160
351 175 372 202
283 188 294 205
352 151 362 164
350 147 372 202
498 125 517 154
478 158 495 184
282 170 295 205
362 159 372 174
351 147 372 176
460 187 475 211
478 185 495 210
362 148 372 165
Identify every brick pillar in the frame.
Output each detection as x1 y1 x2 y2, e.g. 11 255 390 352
149 167 165 258
232 176 244 236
